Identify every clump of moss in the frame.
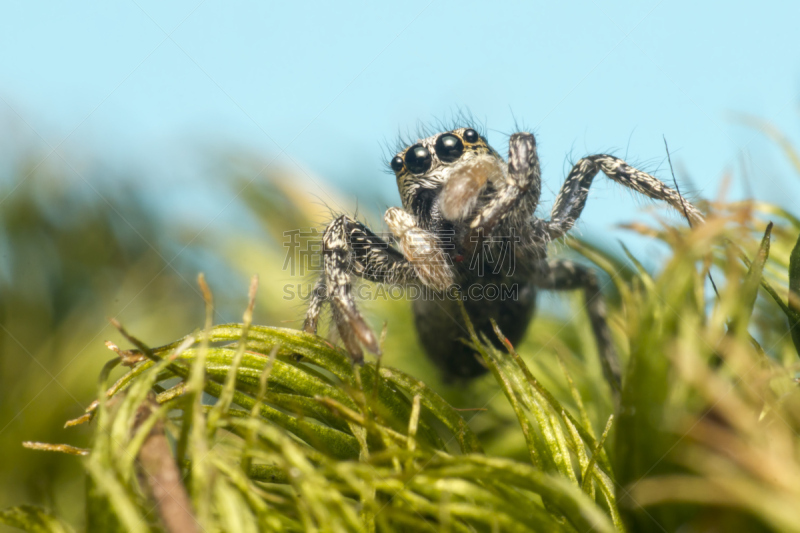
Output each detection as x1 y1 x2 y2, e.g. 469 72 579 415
5 195 800 532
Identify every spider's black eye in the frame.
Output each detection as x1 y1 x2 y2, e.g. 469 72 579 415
405 144 432 174
390 155 404 173
434 133 464 163
463 128 479 143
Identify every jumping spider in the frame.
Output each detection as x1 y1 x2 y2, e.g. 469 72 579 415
304 127 703 396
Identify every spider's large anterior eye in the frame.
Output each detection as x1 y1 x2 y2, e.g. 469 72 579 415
405 144 432 174
390 155 404 173
463 128 479 143
434 133 464 163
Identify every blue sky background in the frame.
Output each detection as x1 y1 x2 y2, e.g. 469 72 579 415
1 0 799 260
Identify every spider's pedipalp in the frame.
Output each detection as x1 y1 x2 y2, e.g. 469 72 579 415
384 207 453 290
439 153 505 222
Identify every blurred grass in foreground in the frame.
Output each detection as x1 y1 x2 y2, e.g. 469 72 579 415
0 155 209 529
1 134 800 531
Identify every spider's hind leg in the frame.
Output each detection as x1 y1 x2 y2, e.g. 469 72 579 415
534 259 622 401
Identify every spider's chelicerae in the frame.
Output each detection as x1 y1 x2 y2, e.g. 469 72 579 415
304 127 703 396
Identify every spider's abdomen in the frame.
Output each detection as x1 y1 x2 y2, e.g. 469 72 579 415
411 276 537 380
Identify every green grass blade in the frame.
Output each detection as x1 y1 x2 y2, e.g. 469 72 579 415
426 455 616 533
789 230 800 357
731 222 772 334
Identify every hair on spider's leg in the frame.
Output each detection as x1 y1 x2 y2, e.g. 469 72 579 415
507 108 536 145
305 213 422 360
508 104 519 134
546 153 704 241
303 279 326 334
595 154 704 223
547 158 599 240
662 137 696 229
663 136 720 299
318 216 376 357
624 127 638 162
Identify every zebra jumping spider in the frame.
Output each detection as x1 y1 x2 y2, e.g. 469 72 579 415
304 127 703 395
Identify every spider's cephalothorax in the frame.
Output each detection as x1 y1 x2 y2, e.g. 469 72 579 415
304 127 703 397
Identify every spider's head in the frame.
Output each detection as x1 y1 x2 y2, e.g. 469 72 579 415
390 128 506 225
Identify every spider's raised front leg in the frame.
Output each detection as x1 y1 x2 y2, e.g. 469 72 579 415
534 259 622 400
439 132 541 243
304 215 417 363
469 132 542 233
547 155 703 240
